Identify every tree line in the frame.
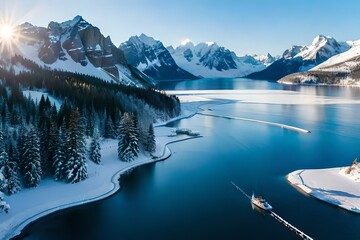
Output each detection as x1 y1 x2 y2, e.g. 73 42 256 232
0 56 177 212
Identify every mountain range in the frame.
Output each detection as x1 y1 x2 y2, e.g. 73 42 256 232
247 35 351 81
278 40 360 85
167 41 274 78
119 34 197 82
3 15 360 86
12 16 145 87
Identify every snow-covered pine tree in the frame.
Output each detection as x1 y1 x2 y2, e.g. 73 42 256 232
145 124 156 153
0 130 5 153
38 110 50 176
8 139 20 169
23 126 42 187
47 105 59 174
89 128 101 164
118 113 139 162
104 116 114 139
0 151 21 195
17 123 26 175
65 109 87 183
53 122 67 181
0 173 10 213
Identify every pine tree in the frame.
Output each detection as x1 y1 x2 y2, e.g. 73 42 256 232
47 105 59 174
38 109 50 176
104 116 114 139
23 126 42 187
65 109 87 183
0 151 21 195
145 124 156 153
0 130 5 153
0 189 9 213
0 130 19 195
17 124 26 175
8 139 20 168
53 122 67 181
118 113 139 162
89 128 101 164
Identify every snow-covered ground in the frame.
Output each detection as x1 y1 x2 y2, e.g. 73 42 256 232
17 42 114 82
22 90 63 110
0 125 201 240
287 168 360 213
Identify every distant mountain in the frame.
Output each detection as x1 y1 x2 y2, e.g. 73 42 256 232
12 16 145 87
119 34 197 82
247 35 350 81
253 53 278 66
168 41 272 78
278 40 360 85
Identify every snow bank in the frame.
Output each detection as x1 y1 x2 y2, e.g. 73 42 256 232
287 168 360 213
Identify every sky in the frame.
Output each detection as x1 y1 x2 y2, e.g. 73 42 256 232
2 0 360 56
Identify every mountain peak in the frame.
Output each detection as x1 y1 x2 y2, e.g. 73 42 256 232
312 34 334 46
59 15 91 31
205 41 215 46
138 33 158 46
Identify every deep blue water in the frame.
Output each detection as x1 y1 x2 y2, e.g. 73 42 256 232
21 78 360 240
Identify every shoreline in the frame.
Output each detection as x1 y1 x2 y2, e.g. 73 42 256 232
4 134 201 240
1 101 201 240
279 81 360 88
4 89 357 239
10 135 201 240
287 168 360 214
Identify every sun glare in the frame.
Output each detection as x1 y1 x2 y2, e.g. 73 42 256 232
0 20 22 56
0 24 14 40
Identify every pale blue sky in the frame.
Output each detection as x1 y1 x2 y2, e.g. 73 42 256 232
2 0 360 56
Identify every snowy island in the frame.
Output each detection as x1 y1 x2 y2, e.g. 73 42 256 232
287 159 360 213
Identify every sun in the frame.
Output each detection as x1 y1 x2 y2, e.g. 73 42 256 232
0 24 14 41
0 22 21 56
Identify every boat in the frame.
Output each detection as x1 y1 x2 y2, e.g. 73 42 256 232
251 193 273 211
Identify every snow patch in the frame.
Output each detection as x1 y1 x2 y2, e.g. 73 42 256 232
16 42 114 82
22 90 62 109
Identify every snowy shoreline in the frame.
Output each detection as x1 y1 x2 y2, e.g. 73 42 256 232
0 99 203 240
3 89 360 239
279 81 360 88
287 168 360 214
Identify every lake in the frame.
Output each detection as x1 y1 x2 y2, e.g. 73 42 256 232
20 78 360 239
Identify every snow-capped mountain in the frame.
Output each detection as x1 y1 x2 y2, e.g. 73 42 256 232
119 34 197 81
248 35 350 81
278 40 360 85
253 53 277 66
168 41 271 78
12 16 144 87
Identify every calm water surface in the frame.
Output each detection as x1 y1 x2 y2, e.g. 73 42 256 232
21 78 360 240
